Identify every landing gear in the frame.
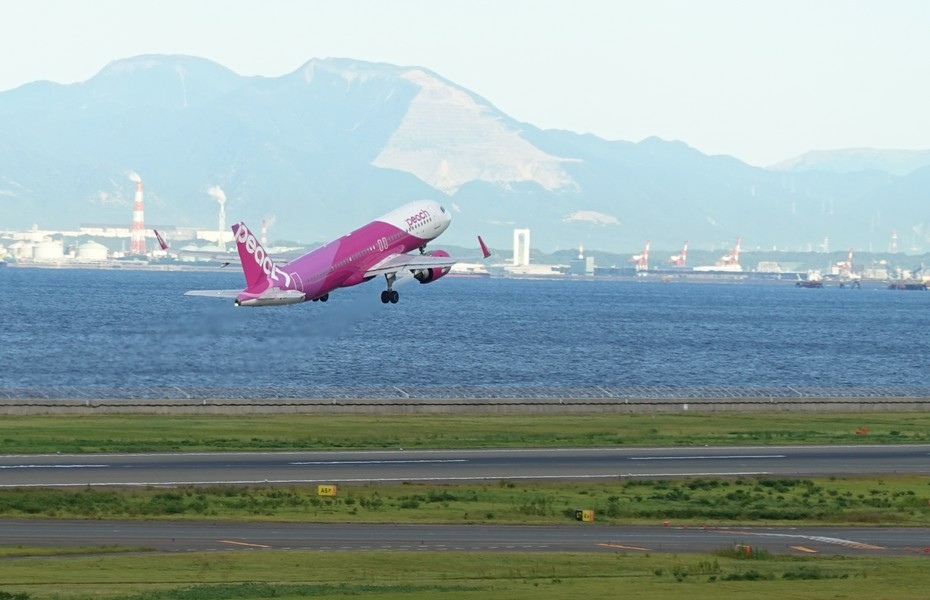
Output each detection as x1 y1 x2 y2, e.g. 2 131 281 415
312 293 329 302
381 273 399 304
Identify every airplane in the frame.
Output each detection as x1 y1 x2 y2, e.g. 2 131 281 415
162 199 490 307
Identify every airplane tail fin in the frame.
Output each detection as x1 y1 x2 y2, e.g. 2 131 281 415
153 229 168 251
478 235 492 259
232 222 276 289
228 221 301 306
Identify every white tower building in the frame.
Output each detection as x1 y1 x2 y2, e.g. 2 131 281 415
513 229 530 267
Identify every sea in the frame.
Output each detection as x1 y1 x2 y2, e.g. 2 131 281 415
1 267 929 400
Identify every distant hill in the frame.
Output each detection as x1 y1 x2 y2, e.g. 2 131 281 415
770 148 930 176
0 54 929 254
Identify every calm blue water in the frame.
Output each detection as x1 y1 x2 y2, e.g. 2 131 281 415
1 267 928 398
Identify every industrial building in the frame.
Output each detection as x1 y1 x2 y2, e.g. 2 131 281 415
0 174 237 267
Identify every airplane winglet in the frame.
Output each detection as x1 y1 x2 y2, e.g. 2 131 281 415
478 235 491 259
153 229 168 251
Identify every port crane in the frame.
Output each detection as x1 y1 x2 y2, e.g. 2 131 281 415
667 241 688 267
629 241 650 272
719 237 741 267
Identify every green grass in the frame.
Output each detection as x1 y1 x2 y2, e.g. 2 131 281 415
1 411 929 453
2 476 928 525
2 550 930 599
2 412 929 598
0 546 151 558
5 412 927 528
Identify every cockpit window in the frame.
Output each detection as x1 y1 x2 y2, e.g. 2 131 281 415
440 205 446 213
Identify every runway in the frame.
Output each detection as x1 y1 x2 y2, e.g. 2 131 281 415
0 520 928 557
3 445 929 556
1 444 929 487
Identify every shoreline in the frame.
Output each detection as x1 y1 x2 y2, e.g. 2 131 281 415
1 395 928 415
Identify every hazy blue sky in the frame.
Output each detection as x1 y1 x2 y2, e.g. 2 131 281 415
2 0 927 166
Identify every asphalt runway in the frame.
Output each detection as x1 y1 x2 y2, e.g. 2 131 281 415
1 520 929 557
1 444 929 487
2 445 929 556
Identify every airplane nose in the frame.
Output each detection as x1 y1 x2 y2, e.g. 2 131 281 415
437 204 451 228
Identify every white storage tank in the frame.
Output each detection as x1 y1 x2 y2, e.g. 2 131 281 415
76 241 109 261
33 240 64 261
8 241 29 259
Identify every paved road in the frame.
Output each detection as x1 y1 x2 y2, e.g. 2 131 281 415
1 520 929 557
1 444 929 487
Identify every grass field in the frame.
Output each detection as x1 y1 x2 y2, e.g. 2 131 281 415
1 411 929 453
2 411 928 599
2 549 930 599
1 476 928 525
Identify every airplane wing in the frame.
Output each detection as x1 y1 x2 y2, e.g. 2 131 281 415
184 289 241 298
363 253 458 278
364 236 490 278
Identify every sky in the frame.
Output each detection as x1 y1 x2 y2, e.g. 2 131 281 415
1 0 928 167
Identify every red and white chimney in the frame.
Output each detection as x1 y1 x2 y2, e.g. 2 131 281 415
130 180 146 255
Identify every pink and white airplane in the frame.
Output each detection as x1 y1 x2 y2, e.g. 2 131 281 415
165 200 489 306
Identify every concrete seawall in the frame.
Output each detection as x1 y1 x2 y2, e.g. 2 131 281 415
2 396 929 415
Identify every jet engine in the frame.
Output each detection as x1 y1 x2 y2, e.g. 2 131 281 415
235 288 306 307
414 249 451 284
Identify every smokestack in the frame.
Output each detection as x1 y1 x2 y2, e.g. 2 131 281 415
129 174 146 255
208 186 227 252
261 214 276 246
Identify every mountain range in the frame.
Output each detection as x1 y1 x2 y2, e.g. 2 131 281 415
1 54 928 253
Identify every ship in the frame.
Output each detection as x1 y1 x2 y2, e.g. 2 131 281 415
888 282 927 291
448 262 491 278
795 279 823 288
795 270 823 288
